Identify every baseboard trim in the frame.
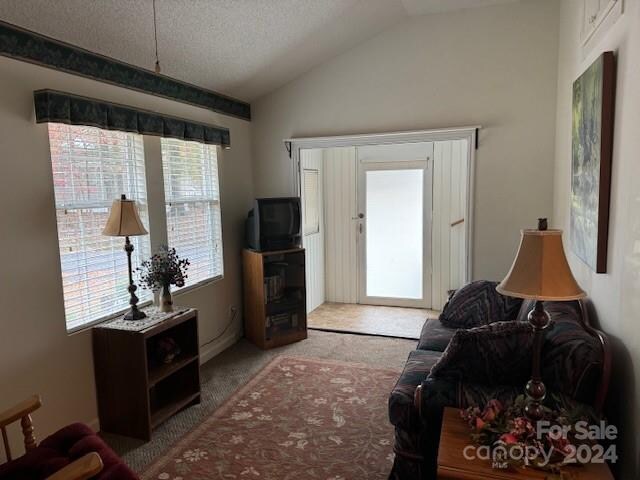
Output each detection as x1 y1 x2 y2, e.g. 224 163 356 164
200 326 242 365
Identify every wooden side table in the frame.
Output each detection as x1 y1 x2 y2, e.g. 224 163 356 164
93 308 200 441
437 407 613 480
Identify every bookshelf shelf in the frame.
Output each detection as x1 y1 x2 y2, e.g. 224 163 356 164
148 352 199 387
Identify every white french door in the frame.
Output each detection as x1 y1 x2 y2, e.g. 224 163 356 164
356 143 433 308
293 129 475 313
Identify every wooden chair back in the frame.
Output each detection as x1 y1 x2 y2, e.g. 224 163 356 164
0 395 41 461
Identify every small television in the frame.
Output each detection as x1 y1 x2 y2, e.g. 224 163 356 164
246 197 301 251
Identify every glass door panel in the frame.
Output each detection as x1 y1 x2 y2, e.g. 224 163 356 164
365 169 424 299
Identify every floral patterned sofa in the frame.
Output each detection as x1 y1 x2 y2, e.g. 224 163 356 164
387 288 611 480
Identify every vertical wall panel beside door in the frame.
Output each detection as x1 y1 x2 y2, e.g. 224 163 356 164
432 139 469 310
300 149 325 313
450 140 468 291
323 147 358 303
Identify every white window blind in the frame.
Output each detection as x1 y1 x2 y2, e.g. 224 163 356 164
303 169 320 235
48 123 151 332
161 138 223 288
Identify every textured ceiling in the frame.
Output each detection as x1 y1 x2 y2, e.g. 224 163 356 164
0 0 518 102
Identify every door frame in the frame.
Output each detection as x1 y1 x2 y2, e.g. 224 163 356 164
288 126 479 286
357 158 432 308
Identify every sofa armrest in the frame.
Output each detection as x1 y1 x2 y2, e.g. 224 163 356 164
45 452 103 480
414 378 458 420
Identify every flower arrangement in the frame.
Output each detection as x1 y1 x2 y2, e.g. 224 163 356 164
138 245 190 312
461 395 603 478
138 245 190 290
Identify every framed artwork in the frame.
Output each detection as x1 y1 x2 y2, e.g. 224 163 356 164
570 51 616 273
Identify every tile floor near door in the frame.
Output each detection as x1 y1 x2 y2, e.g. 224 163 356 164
307 302 439 339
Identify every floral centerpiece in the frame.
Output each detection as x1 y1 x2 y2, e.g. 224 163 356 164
138 245 190 312
461 395 608 479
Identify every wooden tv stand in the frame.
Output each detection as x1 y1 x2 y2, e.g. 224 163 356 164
242 248 307 349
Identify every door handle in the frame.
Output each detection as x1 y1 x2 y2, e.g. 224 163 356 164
351 213 365 220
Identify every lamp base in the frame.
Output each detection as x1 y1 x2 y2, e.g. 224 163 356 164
122 237 146 321
123 307 147 321
525 378 547 420
525 300 551 420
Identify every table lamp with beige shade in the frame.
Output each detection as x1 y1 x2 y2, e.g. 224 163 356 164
102 194 149 321
497 218 586 419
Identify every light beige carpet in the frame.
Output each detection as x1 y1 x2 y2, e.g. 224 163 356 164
308 302 438 339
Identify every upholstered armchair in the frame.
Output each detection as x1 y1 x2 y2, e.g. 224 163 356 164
0 395 137 480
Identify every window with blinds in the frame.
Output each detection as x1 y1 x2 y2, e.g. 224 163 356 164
48 123 151 332
161 138 224 288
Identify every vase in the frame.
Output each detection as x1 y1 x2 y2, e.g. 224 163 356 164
160 284 173 313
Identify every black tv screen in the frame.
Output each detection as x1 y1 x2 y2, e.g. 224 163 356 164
246 197 301 251
260 200 300 237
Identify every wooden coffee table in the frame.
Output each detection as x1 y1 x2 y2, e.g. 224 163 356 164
437 407 613 479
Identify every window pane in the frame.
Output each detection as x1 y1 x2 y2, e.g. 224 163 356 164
161 138 223 287
303 169 320 235
48 123 151 331
365 169 423 299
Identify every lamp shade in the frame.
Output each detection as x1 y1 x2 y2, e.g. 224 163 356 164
102 194 148 237
497 229 585 301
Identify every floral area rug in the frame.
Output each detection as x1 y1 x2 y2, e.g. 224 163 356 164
142 355 400 480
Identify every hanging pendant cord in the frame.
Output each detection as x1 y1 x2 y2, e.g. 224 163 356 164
153 0 160 72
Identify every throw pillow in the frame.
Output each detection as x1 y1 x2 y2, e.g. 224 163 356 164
429 321 534 386
439 280 523 329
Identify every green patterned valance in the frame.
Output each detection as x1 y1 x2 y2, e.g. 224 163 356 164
1 20 250 120
34 90 231 147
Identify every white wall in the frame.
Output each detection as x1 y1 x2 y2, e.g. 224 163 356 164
553 1 640 477
0 56 253 457
251 0 560 281
323 147 358 304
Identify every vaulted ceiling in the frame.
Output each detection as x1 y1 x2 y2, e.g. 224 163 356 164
0 0 518 101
